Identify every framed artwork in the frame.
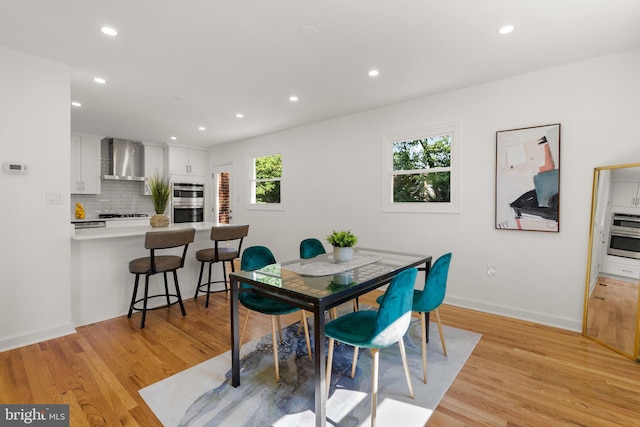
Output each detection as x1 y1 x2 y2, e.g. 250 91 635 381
495 123 560 232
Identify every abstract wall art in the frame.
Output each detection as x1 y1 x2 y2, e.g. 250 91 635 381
495 123 560 232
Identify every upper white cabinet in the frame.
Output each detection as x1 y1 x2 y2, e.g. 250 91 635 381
142 144 165 195
611 181 640 208
70 135 101 194
168 146 208 178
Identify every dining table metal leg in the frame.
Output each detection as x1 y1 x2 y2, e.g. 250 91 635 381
313 303 327 427
231 276 240 387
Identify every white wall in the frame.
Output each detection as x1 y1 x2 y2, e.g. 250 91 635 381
209 49 640 332
0 46 75 350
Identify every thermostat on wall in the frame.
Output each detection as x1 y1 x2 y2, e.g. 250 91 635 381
3 162 28 174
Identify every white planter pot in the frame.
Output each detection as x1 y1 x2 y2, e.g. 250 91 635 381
333 246 353 263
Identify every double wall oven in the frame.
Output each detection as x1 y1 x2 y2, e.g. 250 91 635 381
172 183 204 223
608 213 640 259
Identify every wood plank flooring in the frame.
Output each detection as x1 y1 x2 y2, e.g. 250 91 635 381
586 275 639 357
1 291 640 426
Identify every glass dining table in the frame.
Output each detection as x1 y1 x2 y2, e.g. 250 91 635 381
228 247 432 427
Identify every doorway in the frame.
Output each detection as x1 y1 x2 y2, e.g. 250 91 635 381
212 164 233 224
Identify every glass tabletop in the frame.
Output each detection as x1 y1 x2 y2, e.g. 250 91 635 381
230 247 430 306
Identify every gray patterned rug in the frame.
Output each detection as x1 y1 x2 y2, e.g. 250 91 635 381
140 312 481 426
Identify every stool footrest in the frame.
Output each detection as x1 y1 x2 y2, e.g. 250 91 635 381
130 294 184 312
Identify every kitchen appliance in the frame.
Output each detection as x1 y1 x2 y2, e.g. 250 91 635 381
98 213 149 218
102 138 145 181
173 183 204 223
607 213 640 259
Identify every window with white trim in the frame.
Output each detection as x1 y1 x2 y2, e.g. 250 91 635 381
383 123 459 213
251 153 282 207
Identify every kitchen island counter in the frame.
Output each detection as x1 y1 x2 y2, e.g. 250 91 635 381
71 222 219 326
71 221 215 240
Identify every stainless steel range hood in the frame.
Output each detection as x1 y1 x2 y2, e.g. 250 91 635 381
102 138 145 181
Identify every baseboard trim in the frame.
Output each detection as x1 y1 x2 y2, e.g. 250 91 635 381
444 295 582 333
0 323 76 353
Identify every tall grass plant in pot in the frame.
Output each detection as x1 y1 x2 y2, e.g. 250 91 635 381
326 230 358 263
148 172 171 227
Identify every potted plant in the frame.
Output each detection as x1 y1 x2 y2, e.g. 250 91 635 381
326 230 358 263
148 172 171 227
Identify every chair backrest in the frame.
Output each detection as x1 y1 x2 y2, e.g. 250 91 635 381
145 228 196 249
369 267 417 348
415 252 452 312
144 228 196 273
211 224 249 258
210 224 249 242
299 238 326 259
241 246 276 271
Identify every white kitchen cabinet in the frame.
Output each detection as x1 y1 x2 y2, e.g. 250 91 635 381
601 256 640 280
142 144 165 195
70 135 101 194
168 146 208 178
611 181 640 208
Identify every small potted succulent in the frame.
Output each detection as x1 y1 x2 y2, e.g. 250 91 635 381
326 230 358 263
148 172 171 227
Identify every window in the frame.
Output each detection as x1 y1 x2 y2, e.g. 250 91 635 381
383 123 459 213
251 153 282 207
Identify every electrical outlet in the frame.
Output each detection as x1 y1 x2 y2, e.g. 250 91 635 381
487 263 496 276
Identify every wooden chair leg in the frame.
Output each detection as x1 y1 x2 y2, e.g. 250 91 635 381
434 308 447 356
398 336 414 399
240 310 251 345
351 346 359 378
276 316 283 343
301 311 312 361
370 348 379 427
326 337 335 398
420 311 428 383
271 315 280 381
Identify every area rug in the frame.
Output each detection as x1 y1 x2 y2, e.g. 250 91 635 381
140 312 481 427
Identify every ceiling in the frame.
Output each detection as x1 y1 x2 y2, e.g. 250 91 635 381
1 1 639 148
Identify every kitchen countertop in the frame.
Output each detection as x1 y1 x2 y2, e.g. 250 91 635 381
71 221 216 240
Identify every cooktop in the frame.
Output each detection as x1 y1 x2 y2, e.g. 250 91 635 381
98 213 149 219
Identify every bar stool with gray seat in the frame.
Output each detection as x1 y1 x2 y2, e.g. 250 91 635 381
128 227 196 328
194 224 250 307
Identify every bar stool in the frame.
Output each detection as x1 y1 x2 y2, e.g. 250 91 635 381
128 227 196 328
194 224 249 307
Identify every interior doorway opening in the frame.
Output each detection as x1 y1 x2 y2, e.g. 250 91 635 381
213 164 233 224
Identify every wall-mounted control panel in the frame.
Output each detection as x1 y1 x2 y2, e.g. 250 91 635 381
3 162 28 174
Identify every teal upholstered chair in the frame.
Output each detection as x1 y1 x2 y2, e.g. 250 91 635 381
377 252 452 383
325 267 417 427
299 238 326 259
239 246 312 381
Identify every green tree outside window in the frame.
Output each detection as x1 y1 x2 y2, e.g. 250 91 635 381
254 153 282 204
392 136 451 203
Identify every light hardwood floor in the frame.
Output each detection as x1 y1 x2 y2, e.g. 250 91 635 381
586 275 639 357
1 292 639 426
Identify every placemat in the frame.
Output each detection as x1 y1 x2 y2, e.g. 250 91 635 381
286 254 381 276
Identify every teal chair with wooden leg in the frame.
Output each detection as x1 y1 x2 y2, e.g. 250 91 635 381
325 267 417 427
299 238 326 259
377 252 452 383
239 246 312 382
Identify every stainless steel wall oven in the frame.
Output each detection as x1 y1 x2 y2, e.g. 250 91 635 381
172 183 204 223
608 213 640 259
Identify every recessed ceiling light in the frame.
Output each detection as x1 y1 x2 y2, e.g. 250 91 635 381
94 77 106 84
100 26 118 36
368 69 380 77
498 25 515 35
236 113 244 118
289 95 298 102
170 136 177 140
71 101 82 107
198 126 206 131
